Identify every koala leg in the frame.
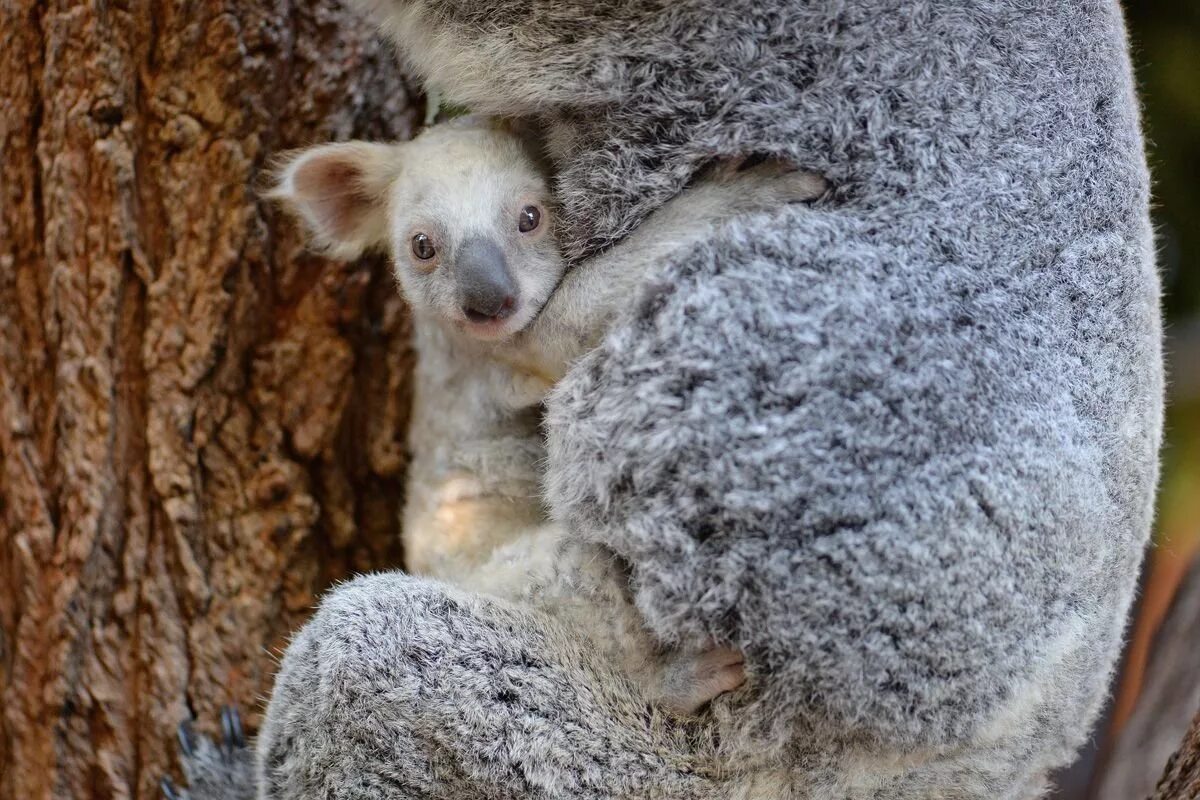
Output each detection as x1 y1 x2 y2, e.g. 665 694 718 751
255 572 729 800
527 541 748 719
161 707 256 800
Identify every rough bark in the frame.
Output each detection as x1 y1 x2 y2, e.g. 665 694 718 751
1092 555 1200 800
0 3 418 798
1149 709 1200 800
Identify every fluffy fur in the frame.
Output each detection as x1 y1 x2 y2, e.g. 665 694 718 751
270 123 565 580
266 123 820 714
170 1 1160 798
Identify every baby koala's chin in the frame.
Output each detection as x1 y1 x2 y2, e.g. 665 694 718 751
460 308 529 341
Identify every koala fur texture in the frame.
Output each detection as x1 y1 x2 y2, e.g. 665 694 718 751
170 1 1160 798
264 122 821 715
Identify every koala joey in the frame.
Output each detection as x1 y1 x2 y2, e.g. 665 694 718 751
272 118 565 584
270 118 826 714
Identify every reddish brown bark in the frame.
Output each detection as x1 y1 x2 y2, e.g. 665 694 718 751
0 3 418 798
1092 555 1200 800
1149 709 1200 800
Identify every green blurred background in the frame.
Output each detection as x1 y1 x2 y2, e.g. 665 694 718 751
1052 4 1200 796
1131 2 1200 564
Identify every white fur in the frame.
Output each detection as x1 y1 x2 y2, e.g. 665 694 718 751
270 122 825 714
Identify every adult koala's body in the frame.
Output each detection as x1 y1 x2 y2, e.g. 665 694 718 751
174 1 1160 798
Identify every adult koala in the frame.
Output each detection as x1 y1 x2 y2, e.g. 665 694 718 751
169 1 1160 798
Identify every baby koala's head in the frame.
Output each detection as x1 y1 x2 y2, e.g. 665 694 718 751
271 120 562 340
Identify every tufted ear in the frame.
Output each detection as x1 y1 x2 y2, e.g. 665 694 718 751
268 141 403 259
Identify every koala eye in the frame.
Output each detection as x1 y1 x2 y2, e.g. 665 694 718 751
411 233 436 260
518 205 541 233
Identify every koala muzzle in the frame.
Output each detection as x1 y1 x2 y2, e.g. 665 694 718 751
456 236 518 322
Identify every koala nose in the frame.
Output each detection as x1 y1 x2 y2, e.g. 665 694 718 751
456 236 518 322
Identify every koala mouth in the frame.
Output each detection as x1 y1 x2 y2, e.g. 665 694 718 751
461 300 524 340
463 297 515 325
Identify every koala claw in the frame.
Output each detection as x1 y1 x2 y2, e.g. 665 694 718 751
166 707 257 800
221 705 246 753
176 719 198 758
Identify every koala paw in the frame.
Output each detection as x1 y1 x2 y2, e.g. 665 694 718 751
700 154 828 215
161 706 256 800
656 645 747 716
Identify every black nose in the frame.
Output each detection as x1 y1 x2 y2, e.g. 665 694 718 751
456 236 518 321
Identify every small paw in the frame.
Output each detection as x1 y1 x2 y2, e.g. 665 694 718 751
655 645 747 715
691 646 747 700
744 165 827 207
162 706 256 800
701 155 827 212
729 153 797 179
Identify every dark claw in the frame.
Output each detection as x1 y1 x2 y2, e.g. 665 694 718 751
177 720 197 758
221 705 245 750
160 776 182 800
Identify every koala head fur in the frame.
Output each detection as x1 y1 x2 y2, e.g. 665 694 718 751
270 120 564 341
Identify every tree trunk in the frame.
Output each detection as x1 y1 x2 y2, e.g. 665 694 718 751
0 3 417 798
1150 710 1200 800
1092 555 1200 800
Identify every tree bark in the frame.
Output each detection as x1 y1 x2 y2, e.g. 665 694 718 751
0 3 418 798
1092 555 1200 800
1150 709 1200 800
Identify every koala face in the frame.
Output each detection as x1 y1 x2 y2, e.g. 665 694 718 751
272 121 564 342
386 125 563 341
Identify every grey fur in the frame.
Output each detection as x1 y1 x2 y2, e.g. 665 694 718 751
166 714 256 800
266 123 820 716
171 0 1160 797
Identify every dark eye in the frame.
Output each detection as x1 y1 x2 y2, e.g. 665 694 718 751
411 233 436 260
518 205 541 233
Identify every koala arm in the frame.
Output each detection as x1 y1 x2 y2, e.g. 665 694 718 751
542 206 1158 752
517 165 825 382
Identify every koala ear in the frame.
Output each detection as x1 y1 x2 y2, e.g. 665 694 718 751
268 141 403 259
